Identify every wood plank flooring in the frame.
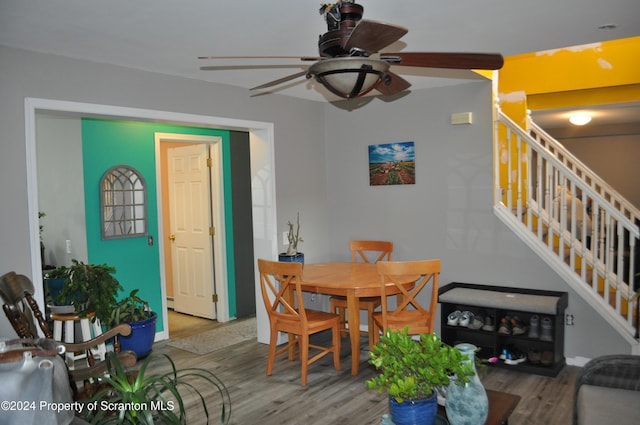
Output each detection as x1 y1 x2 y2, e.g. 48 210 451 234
148 311 579 425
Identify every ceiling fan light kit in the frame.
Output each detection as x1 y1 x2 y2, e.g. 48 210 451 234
308 57 389 99
200 0 503 101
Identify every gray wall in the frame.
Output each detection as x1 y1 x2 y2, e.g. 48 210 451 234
0 45 632 359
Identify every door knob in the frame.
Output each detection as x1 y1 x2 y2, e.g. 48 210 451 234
169 234 176 241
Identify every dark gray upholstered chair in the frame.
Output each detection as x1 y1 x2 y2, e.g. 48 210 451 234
573 354 640 425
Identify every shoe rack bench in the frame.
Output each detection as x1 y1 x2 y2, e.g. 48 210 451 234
438 282 568 377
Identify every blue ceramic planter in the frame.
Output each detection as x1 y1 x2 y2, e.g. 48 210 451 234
389 392 438 425
278 253 304 264
120 312 157 358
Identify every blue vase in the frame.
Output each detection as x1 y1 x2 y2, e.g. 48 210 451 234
445 343 488 425
389 392 438 425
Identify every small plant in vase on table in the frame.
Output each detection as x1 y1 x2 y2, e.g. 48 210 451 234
366 327 475 425
279 212 304 263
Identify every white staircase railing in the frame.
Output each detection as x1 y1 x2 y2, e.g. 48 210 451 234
493 107 640 344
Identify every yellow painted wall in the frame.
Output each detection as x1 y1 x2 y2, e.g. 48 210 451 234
495 36 640 206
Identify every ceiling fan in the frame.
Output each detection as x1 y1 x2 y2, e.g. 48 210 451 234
199 1 504 100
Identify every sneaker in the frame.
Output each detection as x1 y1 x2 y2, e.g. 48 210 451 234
540 316 553 341
460 311 474 327
541 350 554 366
527 348 541 364
498 316 512 335
482 314 496 331
499 347 509 360
504 348 527 365
469 314 484 330
447 310 462 326
511 316 528 336
528 315 540 339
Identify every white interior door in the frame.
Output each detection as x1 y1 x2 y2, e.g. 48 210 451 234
168 143 215 319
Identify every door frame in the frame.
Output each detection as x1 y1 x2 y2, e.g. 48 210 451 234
155 133 227 322
25 97 279 343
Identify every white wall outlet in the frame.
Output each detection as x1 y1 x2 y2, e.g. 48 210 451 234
65 239 72 254
282 231 289 245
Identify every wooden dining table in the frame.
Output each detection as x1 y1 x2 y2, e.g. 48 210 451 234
300 261 415 375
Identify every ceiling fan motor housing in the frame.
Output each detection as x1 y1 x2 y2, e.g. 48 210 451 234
319 1 364 58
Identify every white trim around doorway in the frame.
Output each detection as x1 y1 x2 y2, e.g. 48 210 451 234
25 97 279 344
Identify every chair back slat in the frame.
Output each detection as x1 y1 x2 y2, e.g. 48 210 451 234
258 259 306 326
350 240 393 264
1 272 53 338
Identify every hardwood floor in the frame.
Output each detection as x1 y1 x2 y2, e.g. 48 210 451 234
151 312 579 425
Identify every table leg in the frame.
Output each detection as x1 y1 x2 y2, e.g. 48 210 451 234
346 289 360 375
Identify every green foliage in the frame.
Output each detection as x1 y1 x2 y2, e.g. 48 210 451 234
49 259 123 324
366 328 474 403
110 289 154 325
81 352 231 424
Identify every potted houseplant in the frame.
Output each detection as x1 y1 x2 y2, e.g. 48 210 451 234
366 328 474 425
278 212 304 263
45 259 123 324
80 351 231 424
110 289 157 358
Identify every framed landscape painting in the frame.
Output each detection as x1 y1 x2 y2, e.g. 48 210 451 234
368 141 415 186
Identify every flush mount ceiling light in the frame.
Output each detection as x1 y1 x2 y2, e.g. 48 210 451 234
569 112 592 126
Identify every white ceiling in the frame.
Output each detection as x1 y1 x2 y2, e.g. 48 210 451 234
1 0 639 104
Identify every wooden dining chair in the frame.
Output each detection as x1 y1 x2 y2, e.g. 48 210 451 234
258 259 341 385
371 259 440 346
329 240 393 350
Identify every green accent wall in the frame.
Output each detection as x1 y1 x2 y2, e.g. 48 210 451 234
81 119 235 329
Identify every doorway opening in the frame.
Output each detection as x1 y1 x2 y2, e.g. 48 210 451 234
156 133 225 327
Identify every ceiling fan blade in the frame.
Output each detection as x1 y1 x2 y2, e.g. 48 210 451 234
382 52 504 70
250 70 308 91
376 72 411 96
343 20 408 54
198 55 319 61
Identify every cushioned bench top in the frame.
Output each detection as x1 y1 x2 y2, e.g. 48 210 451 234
438 287 561 314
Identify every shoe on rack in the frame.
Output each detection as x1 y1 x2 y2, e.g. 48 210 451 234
482 314 496 331
503 347 527 365
499 347 509 360
499 346 527 366
528 315 540 339
498 316 512 335
527 348 541 364
511 316 528 336
541 350 554 366
469 314 484 330
540 316 553 341
460 311 474 327
447 310 462 326
505 351 527 365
